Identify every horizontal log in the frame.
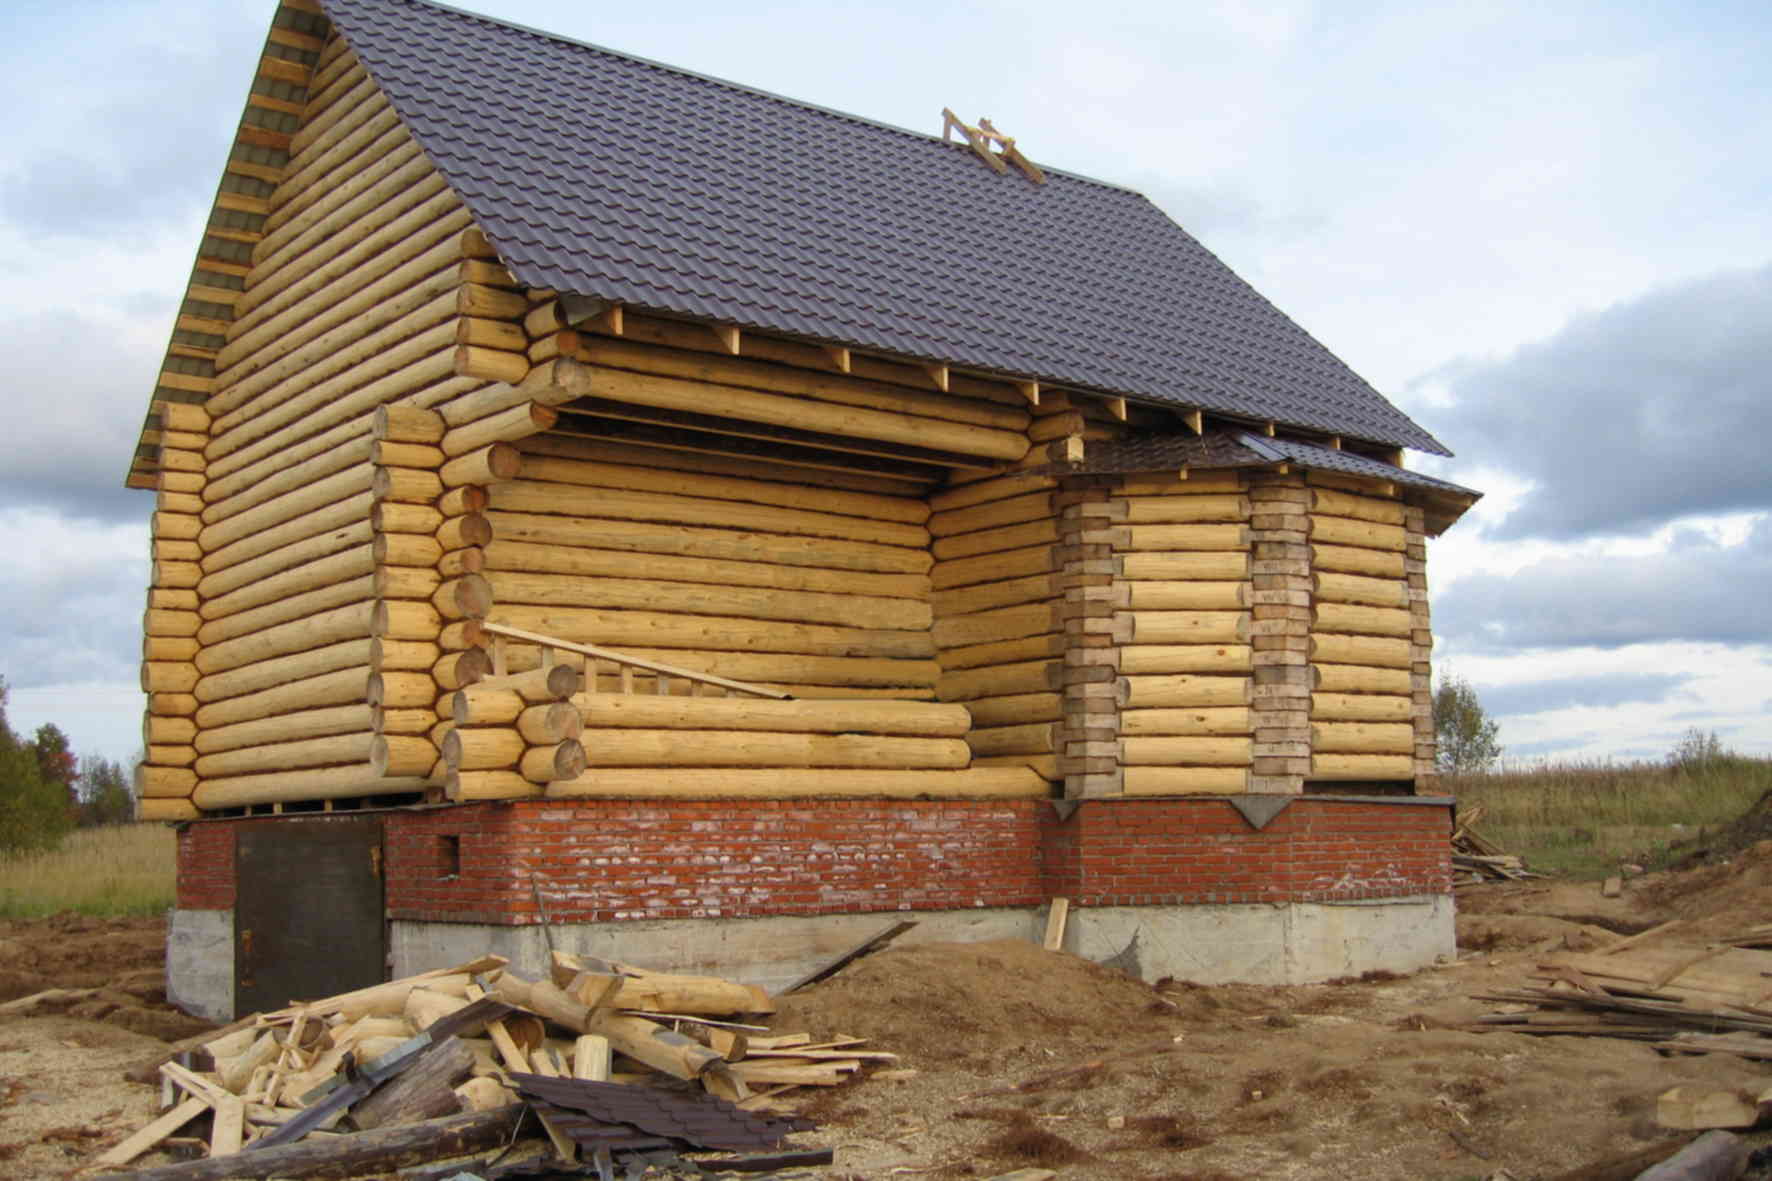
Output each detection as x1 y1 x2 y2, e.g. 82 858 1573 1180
1311 722 1415 754
194 667 368 729
147 588 200 612
1117 674 1251 709
152 560 202 590
1311 543 1406 579
200 545 374 622
931 603 1061 650
193 768 430 808
372 735 438 777
488 510 932 575
375 467 444 504
930 518 1059 562
1310 754 1414 781
966 722 1056 757
375 403 446 444
195 704 375 754
457 282 527 320
548 767 1048 799
971 753 1060 780
197 575 375 647
368 671 444 710
200 492 374 577
455 344 529 384
1119 552 1250 582
520 740 587 782
1119 707 1251 736
471 665 583 703
137 765 198 798
930 573 1061 618
436 514 493 550
148 693 199 717
1118 645 1252 675
378 566 443 602
142 662 200 694
575 695 970 736
196 732 375 779
143 636 199 662
144 715 198 747
1121 766 1251 795
376 600 443 641
443 727 524 771
1121 611 1248 645
439 442 523 488
372 638 441 671
1311 488 1405 526
518 702 583 744
515 451 929 527
145 744 195 767
1310 692 1413 722
1119 524 1249 552
959 692 1062 728
490 570 929 633
433 575 494 620
441 401 555 457
928 544 1056 591
1309 515 1407 551
492 646 936 690
1312 571 1407 608
485 539 928 602
936 632 1064 672
1309 634 1412 669
138 797 201 822
936 659 1060 701
485 604 932 660
927 492 1054 539
1312 663 1413 695
373 708 434 735
581 730 969 768
199 520 373 601
144 609 200 638
1115 494 1248 524
374 501 444 536
1313 603 1412 637
195 601 375 676
453 687 524 726
1123 581 1247 611
928 471 1057 514
1120 736 1253 767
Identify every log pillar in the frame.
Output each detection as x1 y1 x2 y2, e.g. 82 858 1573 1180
372 406 447 787
1057 478 1120 797
1246 473 1312 795
1406 506 1437 788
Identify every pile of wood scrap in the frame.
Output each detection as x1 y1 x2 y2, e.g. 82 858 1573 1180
1467 929 1772 1060
95 951 871 1177
1452 805 1539 885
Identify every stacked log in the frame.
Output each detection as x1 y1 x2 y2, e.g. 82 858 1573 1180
1305 477 1417 781
1405 505 1437 784
137 401 209 822
928 470 1063 781
1109 472 1255 796
445 665 585 800
1055 477 1117 795
1241 471 1312 793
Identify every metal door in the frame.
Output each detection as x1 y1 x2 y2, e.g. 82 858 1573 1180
235 816 386 1015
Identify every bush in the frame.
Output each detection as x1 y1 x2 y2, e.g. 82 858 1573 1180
0 679 73 854
1433 674 1502 773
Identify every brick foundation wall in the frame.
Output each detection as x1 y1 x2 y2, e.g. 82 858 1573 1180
174 796 1451 923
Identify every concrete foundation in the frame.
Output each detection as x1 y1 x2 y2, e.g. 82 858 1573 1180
166 908 233 1023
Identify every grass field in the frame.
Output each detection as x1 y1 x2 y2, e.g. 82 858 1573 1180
1445 755 1772 878
0 823 176 917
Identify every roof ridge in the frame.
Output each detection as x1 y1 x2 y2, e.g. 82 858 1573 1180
357 0 1142 197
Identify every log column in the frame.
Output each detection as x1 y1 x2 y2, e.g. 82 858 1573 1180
1406 505 1437 787
1056 479 1119 797
1247 473 1312 794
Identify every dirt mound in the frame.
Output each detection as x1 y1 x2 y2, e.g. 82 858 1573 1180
0 916 211 1043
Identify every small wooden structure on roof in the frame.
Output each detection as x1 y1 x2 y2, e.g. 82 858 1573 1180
129 0 1479 1015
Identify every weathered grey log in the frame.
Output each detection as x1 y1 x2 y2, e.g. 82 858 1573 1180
1634 1131 1748 1181
351 1036 475 1130
95 1104 522 1181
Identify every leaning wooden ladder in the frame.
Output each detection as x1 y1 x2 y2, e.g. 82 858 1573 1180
478 622 790 700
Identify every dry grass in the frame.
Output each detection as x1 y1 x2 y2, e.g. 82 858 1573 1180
1445 756 1772 877
0 824 175 917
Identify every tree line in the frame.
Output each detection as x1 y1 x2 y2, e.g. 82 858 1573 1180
0 676 134 853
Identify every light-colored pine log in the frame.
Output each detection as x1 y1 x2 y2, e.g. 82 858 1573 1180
452 687 526 726
199 492 375 577
436 382 539 427
1311 722 1415 754
1121 766 1251 795
194 667 367 728
371 638 441 671
1311 543 1406 580
1310 754 1414 780
143 636 200 662
368 670 444 710
377 567 443 602
575 695 969 736
549 766 1047 798
1116 674 1251 709
436 513 493 550
931 603 1060 650
145 744 197 767
930 519 1059 562
195 732 374 779
197 520 373 601
1119 645 1252 675
473 664 582 703
375 599 443 641
193 768 430 809
928 544 1056 591
927 492 1054 539
972 753 1060 779
1122 611 1249 645
194 705 374 754
439 442 523 488
374 501 444 536
1120 552 1250 581
441 402 556 457
485 539 928 602
147 588 200 612
136 765 199 798
1120 736 1253 766
199 546 374 621
488 510 932 576
1115 494 1249 524
1124 582 1248 611
1312 663 1415 695
432 575 494 620
1309 515 1407 551
1119 523 1249 552
147 693 200 717
1310 692 1413 722
144 609 201 638
518 702 583 744
151 538 201 564
520 740 587 782
961 693 1063 728
375 440 446 470
151 511 201 541
483 605 934 661
455 344 530 384
201 414 368 509
141 663 200 694
151 560 203 590
438 487 488 519
1313 603 1412 637
489 570 931 632
457 316 527 352
144 715 198 747
374 707 436 735
966 722 1056 757
447 770 538 800
196 575 375 647
443 728 525 771
374 403 447 444
457 282 527 320
137 797 201 821
1309 634 1412 669
375 467 444 504
1313 571 1407 608
930 573 1061 618
194 601 374 676
936 659 1060 701
1120 707 1251 736
371 735 438 777
1311 488 1405 525
936 632 1064 672
581 731 969 769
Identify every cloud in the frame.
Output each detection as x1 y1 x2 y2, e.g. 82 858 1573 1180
1482 672 1690 718
1436 515 1772 651
1427 263 1772 540
0 510 147 691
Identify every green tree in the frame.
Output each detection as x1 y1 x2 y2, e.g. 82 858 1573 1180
31 722 76 818
1433 674 1502 773
0 679 73 852
1668 727 1728 772
76 753 134 828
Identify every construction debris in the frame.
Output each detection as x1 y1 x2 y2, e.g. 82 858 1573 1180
1452 805 1541 885
95 951 865 1177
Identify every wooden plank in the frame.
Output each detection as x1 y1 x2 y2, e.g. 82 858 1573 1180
778 920 917 995
1043 898 1069 951
93 1097 208 1169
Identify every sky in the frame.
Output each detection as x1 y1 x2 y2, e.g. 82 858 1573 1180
0 0 1767 771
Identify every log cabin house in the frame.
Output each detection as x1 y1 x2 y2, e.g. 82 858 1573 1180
127 0 1481 1018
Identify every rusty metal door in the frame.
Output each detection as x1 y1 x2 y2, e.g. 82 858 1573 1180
235 816 385 1016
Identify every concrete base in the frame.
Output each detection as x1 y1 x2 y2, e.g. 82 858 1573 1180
167 908 234 1022
392 894 1455 994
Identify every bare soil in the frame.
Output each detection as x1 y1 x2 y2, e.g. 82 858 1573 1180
4 848 1772 1179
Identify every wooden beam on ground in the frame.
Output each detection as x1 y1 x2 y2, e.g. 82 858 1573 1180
778 920 917 996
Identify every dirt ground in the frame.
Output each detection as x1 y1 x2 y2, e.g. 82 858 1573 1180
3 848 1772 1180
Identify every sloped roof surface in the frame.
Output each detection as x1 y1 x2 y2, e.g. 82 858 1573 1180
322 0 1449 455
1075 430 1481 497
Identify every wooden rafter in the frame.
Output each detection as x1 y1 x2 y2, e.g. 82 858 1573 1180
942 109 1045 184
